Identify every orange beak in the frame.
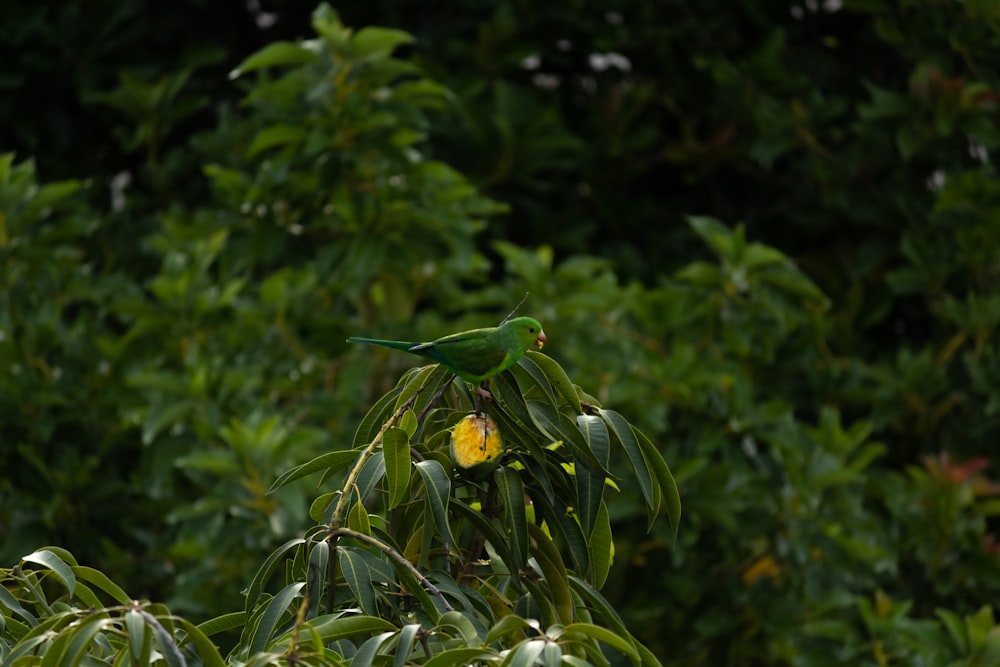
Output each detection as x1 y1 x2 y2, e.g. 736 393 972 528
536 331 547 350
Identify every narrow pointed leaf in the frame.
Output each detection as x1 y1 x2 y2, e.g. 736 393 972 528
349 491 372 535
513 357 558 407
126 610 147 660
307 615 396 643
351 630 395 666
524 351 582 413
589 501 613 589
423 647 499 667
575 415 610 540
234 42 317 75
527 524 573 625
173 617 227 666
562 623 639 660
22 550 75 595
355 451 387 502
58 613 109 667
566 576 630 639
269 450 360 493
244 538 306 612
383 427 412 509
339 549 377 616
492 370 538 433
510 638 547 667
393 624 421 667
248 582 305 655
600 409 658 526
0 584 36 626
527 401 609 476
437 610 482 647
142 611 186 667
485 615 536 644
451 499 519 585
71 566 130 605
496 467 528 575
196 612 246 638
415 459 456 549
354 386 403 449
631 425 681 539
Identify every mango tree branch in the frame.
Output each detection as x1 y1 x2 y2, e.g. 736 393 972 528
329 527 455 612
328 381 428 531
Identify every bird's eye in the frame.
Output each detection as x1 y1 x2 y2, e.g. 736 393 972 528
529 328 536 333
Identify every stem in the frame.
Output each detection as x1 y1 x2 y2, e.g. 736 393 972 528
330 527 455 612
329 384 428 530
416 374 456 423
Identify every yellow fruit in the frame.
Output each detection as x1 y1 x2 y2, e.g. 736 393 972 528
450 414 503 481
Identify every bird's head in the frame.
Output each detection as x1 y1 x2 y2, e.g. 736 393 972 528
507 316 546 352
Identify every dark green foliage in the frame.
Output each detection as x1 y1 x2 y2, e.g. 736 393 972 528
4 0 1000 665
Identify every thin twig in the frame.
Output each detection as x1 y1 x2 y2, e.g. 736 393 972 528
416 374 456 423
330 527 455 612
329 381 429 530
500 292 530 324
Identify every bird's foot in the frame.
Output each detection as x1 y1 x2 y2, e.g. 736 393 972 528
475 383 492 416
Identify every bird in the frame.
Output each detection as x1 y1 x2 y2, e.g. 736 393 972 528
347 316 546 384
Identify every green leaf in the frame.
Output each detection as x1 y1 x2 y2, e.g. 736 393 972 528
355 385 404 449
339 549 377 616
514 356 559 407
248 124 306 157
599 410 657 528
348 493 372 535
496 467 528 576
567 576 630 640
248 582 305 655
0 584 37 626
400 410 418 437
415 459 456 550
509 639 546 667
268 450 360 493
143 611 186 667
23 549 76 596
688 216 736 261
351 27 414 59
308 615 397 643
486 614 536 644
561 623 639 661
437 610 483 648
383 427 411 509
196 611 247 638
526 401 609 476
393 624 421 667
125 609 148 661
589 502 613 589
355 451 387 501
233 41 317 76
244 538 307 612
423 647 499 667
524 351 582 413
575 415 610 540
527 523 573 625
631 426 681 540
308 541 330 617
173 616 227 666
352 631 396 666
71 566 131 605
451 499 519 586
541 641 562 667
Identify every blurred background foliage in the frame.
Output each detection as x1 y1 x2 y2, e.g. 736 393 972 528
3 0 1000 664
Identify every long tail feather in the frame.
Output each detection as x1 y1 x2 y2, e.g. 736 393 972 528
346 337 419 352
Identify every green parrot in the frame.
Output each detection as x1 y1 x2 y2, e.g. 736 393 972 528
347 316 546 384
